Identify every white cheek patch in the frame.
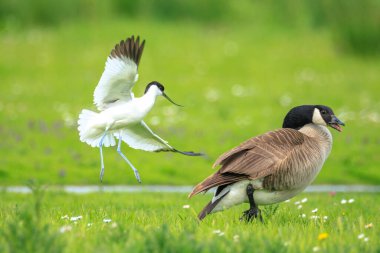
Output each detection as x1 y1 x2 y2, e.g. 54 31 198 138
312 108 327 126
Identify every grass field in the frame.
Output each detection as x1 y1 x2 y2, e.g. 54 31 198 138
0 190 379 253
1 18 379 186
1 2 379 252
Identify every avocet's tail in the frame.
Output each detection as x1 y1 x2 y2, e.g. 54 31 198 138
78 109 116 147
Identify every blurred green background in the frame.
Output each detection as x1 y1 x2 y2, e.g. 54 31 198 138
0 0 379 186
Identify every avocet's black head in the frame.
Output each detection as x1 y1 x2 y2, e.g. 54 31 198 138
144 81 182 106
283 105 345 132
144 81 165 94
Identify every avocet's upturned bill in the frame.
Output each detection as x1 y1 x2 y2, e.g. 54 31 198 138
78 35 203 183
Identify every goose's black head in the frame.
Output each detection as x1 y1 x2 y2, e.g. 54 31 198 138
283 105 345 132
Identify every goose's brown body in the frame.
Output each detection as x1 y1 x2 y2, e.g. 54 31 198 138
189 123 333 220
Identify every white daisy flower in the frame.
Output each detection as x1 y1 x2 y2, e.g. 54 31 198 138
358 233 365 239
70 216 83 222
59 225 72 233
103 218 112 223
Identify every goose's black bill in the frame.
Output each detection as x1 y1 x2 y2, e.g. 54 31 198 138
162 92 183 107
329 115 345 132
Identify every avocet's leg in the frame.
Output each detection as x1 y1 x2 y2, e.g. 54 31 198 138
117 132 141 183
99 130 108 182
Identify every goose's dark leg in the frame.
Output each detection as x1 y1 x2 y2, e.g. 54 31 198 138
240 183 263 222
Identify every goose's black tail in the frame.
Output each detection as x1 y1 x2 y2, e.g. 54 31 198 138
198 190 229 220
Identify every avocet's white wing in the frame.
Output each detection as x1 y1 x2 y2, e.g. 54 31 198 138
116 121 173 152
93 36 145 111
116 121 203 156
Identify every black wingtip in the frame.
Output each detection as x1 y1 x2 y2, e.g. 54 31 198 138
174 149 205 156
198 202 212 220
197 190 229 220
110 35 145 66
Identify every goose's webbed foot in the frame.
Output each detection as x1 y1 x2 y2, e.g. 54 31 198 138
239 183 263 223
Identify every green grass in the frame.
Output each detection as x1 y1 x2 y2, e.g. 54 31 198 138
1 4 379 252
0 17 379 185
0 190 379 252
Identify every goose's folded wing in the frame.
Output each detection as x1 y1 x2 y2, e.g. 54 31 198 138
189 128 306 197
115 121 174 152
213 128 304 168
93 36 145 110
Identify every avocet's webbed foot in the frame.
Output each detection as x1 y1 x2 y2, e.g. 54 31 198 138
240 183 263 223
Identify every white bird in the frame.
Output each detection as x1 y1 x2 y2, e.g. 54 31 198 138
78 35 203 183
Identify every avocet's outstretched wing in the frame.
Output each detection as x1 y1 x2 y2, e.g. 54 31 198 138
93 36 145 111
115 121 203 156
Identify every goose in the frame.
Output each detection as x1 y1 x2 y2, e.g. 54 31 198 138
189 105 345 221
78 35 203 183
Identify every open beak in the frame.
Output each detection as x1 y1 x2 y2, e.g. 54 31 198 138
162 92 183 107
328 115 345 132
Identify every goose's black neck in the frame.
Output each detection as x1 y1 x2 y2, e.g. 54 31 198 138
282 105 315 130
